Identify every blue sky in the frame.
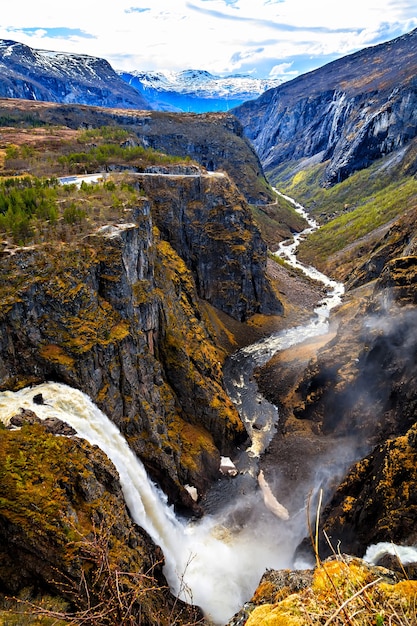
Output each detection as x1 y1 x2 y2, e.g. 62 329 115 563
0 0 416 80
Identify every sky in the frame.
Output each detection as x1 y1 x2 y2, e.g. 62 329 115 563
0 0 416 81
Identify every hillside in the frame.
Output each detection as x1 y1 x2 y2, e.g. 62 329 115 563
0 97 278 207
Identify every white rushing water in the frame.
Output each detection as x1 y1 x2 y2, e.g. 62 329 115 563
0 382 299 625
275 191 344 324
364 542 417 566
0 193 346 624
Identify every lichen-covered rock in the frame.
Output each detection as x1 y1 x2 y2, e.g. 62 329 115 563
0 187 250 511
0 423 202 625
229 557 415 626
319 422 417 558
134 172 280 321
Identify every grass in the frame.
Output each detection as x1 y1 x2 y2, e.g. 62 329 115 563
266 142 417 268
297 176 417 267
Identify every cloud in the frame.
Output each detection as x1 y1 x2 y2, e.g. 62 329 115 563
19 27 94 40
0 0 415 77
125 7 150 13
268 61 297 79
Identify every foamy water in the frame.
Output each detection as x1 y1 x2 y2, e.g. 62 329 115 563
0 382 299 624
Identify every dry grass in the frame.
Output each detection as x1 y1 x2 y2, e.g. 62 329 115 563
245 492 417 625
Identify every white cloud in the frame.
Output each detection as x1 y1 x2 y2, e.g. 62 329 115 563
0 0 415 77
269 62 296 79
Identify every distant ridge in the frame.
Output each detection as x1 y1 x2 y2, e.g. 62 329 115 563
0 39 151 110
118 69 282 113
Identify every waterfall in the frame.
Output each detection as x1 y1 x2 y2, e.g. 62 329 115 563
0 382 297 625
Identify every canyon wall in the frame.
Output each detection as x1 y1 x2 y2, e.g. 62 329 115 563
234 28 417 186
0 173 280 514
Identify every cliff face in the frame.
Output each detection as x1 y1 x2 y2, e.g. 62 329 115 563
0 171 280 511
233 28 417 186
134 173 280 320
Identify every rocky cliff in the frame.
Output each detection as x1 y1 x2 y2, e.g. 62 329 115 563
233 28 417 187
0 170 282 514
0 421 202 624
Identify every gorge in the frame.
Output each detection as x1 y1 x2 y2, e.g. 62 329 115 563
0 194 347 624
0 25 417 626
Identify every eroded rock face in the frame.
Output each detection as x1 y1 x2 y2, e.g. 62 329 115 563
134 173 280 321
0 183 262 510
0 424 202 625
319 423 417 558
234 28 417 186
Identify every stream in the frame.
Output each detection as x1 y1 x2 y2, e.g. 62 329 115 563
0 192 346 624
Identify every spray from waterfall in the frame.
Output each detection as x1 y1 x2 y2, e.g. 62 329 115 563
0 382 302 625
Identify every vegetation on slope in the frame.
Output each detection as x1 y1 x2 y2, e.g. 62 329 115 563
268 139 417 274
0 124 198 246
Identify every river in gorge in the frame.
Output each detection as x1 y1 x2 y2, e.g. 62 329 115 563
0 193 346 624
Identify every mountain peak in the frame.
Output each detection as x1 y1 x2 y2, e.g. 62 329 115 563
0 38 151 110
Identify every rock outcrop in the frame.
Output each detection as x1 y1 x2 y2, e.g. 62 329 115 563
319 422 417 559
233 28 417 187
228 556 416 626
134 172 279 320
0 422 202 624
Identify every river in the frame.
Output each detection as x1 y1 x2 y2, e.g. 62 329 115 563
223 191 344 464
0 193 345 624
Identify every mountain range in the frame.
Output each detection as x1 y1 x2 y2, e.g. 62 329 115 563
118 69 282 112
0 39 151 110
0 38 281 113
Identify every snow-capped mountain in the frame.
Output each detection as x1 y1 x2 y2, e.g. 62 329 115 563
118 69 282 113
0 39 151 110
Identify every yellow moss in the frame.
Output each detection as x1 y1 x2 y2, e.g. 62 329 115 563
246 596 305 626
167 419 217 474
380 579 417 599
108 320 130 342
39 344 75 368
313 561 369 597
